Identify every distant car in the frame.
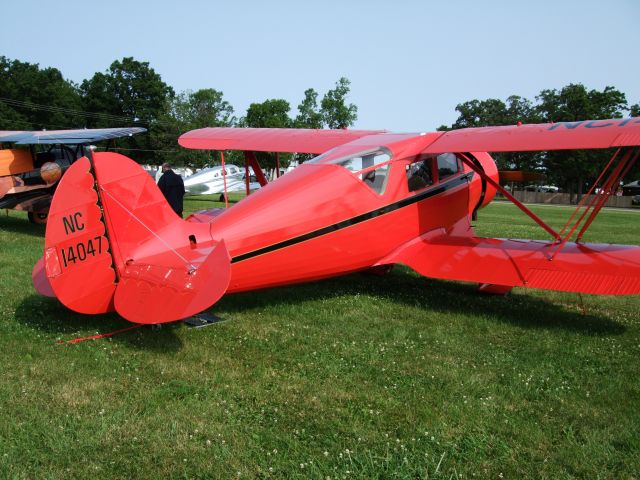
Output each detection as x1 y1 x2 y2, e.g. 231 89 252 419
524 185 560 193
633 194 640 205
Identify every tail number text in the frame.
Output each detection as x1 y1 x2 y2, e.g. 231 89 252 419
60 236 104 268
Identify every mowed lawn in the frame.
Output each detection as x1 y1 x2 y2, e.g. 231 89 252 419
0 199 639 479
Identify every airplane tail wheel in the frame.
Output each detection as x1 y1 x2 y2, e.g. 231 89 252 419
28 210 49 225
219 193 228 203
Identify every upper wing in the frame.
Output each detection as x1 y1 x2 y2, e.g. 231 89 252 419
179 127 386 154
422 117 640 153
0 127 146 145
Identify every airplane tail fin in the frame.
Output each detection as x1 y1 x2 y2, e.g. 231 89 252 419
33 152 231 324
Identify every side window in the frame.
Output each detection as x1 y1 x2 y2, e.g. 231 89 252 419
326 147 393 195
338 149 391 172
361 163 391 195
406 157 434 192
437 153 460 180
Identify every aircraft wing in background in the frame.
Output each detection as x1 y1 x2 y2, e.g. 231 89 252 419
0 127 147 145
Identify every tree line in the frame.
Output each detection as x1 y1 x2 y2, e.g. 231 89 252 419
1 55 638 193
0 56 357 168
439 85 640 196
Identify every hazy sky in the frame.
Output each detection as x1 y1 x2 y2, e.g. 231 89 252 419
2 0 638 132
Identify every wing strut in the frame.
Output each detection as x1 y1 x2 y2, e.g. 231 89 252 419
575 148 638 242
458 153 561 241
243 151 269 187
547 147 639 258
461 148 639 261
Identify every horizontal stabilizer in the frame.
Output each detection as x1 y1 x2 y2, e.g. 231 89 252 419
114 240 231 324
381 231 640 295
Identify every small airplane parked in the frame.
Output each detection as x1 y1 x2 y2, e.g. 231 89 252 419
0 127 145 223
183 164 262 196
32 119 640 324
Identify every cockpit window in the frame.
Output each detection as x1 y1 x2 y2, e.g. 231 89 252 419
308 147 393 195
336 148 392 194
407 157 434 192
406 153 461 192
334 148 391 172
361 163 391 194
437 153 460 180
307 147 392 168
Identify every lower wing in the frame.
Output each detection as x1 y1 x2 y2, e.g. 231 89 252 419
379 230 640 295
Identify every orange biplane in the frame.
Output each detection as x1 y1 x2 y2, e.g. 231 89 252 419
31 119 640 324
0 127 145 223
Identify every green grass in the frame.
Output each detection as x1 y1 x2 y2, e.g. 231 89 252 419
0 201 639 479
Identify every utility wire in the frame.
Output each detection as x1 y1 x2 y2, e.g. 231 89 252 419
0 97 182 129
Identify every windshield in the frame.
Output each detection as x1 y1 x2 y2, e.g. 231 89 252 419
308 147 392 169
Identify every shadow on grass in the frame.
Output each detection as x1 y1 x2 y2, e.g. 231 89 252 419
214 268 626 336
13 269 626 348
14 295 183 352
0 214 45 237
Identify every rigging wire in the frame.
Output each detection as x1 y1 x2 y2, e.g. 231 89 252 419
0 96 183 129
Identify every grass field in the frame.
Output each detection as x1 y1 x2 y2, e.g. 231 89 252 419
1 199 639 479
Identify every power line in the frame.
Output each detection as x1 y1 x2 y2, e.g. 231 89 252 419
97 147 182 154
0 97 182 129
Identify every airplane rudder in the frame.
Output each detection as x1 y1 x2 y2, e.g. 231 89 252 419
41 155 117 314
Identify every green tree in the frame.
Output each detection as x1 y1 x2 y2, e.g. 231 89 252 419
0 56 82 130
80 57 175 162
165 88 236 168
294 88 323 129
244 99 291 128
320 77 358 129
173 88 235 129
536 84 628 199
446 95 541 171
631 103 640 117
81 57 174 127
241 99 292 169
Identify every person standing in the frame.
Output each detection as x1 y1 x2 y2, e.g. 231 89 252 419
157 163 185 217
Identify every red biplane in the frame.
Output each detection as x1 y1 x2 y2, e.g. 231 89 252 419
32 119 640 324
0 127 145 223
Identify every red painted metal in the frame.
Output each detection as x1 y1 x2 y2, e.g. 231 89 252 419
422 118 640 153
244 151 268 187
550 148 635 259
557 149 620 237
458 153 561 241
42 156 117 314
381 230 640 295
575 149 638 242
220 151 229 208
32 257 55 297
179 127 385 153
33 118 640 324
244 158 251 196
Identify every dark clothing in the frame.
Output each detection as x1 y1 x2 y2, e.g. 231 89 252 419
158 169 185 217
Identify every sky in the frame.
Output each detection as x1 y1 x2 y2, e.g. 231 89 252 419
1 0 638 133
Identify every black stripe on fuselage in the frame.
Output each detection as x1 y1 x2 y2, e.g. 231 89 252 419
231 172 472 264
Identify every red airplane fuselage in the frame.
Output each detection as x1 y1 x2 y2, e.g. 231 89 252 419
186 141 495 294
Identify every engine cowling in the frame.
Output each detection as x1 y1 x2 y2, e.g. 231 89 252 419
464 152 498 219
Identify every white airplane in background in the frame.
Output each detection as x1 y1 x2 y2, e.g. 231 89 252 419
183 164 261 195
